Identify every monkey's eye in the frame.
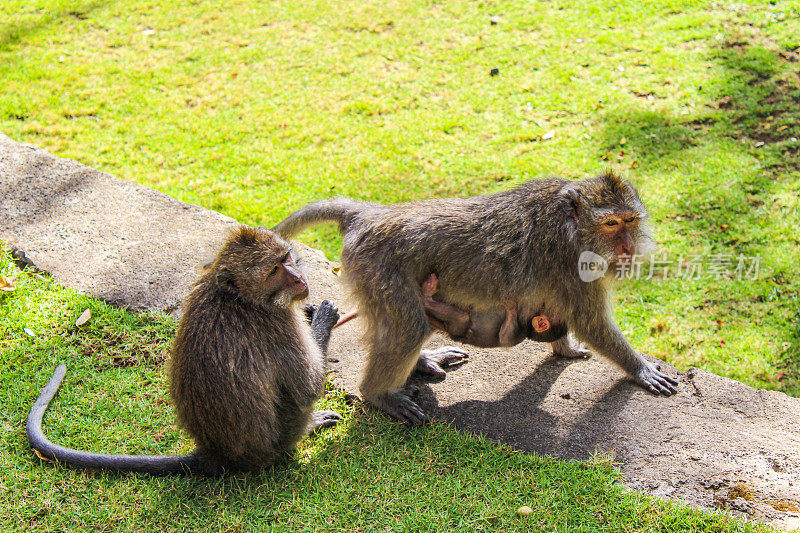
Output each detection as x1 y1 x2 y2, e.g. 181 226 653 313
624 216 637 224
604 219 619 227
268 265 279 276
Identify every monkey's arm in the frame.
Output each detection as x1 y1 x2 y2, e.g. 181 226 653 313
572 316 678 395
308 300 340 356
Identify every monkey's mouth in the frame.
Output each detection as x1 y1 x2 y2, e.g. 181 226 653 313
294 283 309 300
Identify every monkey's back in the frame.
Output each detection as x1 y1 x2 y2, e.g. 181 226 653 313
340 178 573 307
169 276 325 471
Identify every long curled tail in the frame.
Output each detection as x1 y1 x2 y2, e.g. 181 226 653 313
272 197 369 238
26 364 197 475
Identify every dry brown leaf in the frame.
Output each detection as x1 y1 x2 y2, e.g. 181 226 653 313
33 449 54 462
75 308 91 327
0 276 15 292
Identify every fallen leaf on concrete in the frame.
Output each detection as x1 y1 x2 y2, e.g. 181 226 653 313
75 308 91 326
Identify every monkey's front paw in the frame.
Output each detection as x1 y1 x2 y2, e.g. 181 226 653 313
416 347 469 379
310 410 342 433
634 361 678 396
369 391 430 426
310 300 340 332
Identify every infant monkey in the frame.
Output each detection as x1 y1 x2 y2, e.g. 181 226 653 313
421 274 567 347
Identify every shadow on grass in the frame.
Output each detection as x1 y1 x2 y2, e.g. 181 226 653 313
0 1 107 53
600 37 799 237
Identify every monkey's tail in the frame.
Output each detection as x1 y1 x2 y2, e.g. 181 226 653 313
26 364 198 476
272 197 368 238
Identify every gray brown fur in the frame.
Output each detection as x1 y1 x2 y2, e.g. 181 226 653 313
26 226 341 475
273 172 677 425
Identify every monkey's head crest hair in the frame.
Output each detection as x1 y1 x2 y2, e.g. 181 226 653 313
562 171 647 223
212 226 291 293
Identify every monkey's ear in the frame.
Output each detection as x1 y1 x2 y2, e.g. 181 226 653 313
216 268 235 291
559 184 581 221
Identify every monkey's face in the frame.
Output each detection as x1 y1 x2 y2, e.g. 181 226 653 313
265 250 309 306
565 172 655 270
598 212 640 261
215 226 309 308
590 207 654 269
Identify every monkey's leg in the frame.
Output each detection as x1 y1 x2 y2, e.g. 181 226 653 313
309 300 339 355
573 317 678 395
551 334 591 359
422 298 472 337
420 273 472 337
360 280 434 425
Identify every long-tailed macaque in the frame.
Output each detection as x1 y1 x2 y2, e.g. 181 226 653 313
274 172 679 425
27 226 341 474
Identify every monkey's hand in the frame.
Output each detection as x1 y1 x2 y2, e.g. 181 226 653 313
303 303 317 324
416 346 469 379
309 410 342 434
310 300 340 332
634 359 678 395
309 300 340 354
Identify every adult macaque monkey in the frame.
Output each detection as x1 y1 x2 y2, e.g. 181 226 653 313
27 226 341 475
274 171 678 425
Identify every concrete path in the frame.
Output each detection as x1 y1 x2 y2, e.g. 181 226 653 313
2 135 798 530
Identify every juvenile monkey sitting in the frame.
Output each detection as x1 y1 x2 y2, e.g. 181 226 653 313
420 273 568 348
27 226 342 475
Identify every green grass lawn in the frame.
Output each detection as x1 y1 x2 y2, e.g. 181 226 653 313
1 0 798 530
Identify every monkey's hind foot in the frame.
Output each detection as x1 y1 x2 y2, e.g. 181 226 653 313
551 336 591 359
416 346 469 379
634 360 678 396
368 390 429 426
309 410 342 434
